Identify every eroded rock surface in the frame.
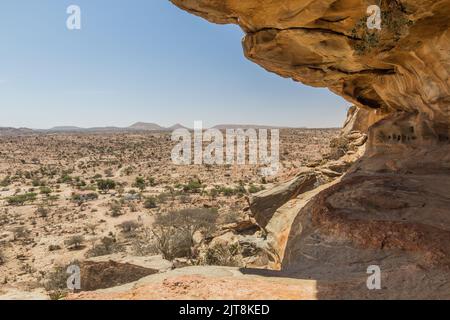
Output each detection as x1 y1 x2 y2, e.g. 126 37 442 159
68 266 318 300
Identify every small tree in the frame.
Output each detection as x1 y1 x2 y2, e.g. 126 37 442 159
151 208 218 260
143 197 157 209
64 235 85 250
133 177 146 191
109 200 123 217
97 179 116 193
119 220 139 233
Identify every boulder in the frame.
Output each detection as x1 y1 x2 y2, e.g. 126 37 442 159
249 171 317 228
70 255 173 292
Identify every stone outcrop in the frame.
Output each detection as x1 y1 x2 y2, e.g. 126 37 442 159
69 266 319 300
249 170 317 228
77 255 171 292
170 0 450 298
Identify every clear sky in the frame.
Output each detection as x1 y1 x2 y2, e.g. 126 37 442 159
0 0 349 129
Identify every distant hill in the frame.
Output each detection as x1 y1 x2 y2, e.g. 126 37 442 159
0 127 35 135
48 126 84 132
212 124 288 130
128 122 165 131
0 122 312 136
167 123 189 131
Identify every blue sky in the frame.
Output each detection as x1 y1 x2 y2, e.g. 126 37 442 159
0 0 349 129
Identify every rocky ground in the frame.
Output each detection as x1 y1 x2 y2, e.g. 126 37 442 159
0 127 349 299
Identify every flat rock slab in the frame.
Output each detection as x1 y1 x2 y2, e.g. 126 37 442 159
68 266 318 300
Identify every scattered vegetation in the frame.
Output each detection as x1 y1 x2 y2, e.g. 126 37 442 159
6 192 37 206
0 129 341 291
71 192 98 204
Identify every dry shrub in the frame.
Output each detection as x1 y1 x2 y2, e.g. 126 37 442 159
150 208 218 260
85 236 124 258
201 243 242 267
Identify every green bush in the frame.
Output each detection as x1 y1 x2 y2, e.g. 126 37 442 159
40 186 52 196
143 197 157 209
97 179 116 193
210 185 247 198
182 179 204 193
248 184 264 194
6 192 37 206
133 177 146 191
58 174 72 184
